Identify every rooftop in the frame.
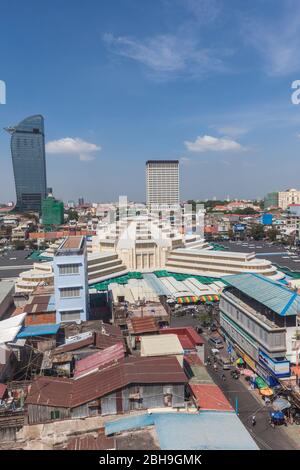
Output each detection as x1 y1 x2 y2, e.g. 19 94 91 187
56 236 84 256
223 273 300 317
141 334 184 357
128 317 159 335
105 412 258 450
74 342 125 379
190 384 233 412
26 356 187 408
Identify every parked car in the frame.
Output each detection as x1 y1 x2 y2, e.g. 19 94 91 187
208 336 224 349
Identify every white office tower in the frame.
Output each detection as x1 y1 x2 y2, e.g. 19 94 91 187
146 160 179 207
53 236 89 323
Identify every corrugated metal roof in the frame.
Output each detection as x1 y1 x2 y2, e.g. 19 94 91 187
74 342 125 379
26 356 187 408
64 434 115 450
190 384 233 411
17 324 60 338
223 273 300 316
52 334 95 354
128 317 158 335
0 383 7 399
160 327 204 347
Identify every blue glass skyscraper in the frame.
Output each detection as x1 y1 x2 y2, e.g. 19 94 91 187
5 115 47 213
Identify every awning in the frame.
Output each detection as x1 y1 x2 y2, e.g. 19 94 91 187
236 358 244 365
242 369 255 378
255 376 268 389
272 397 291 411
177 296 199 304
199 295 220 303
260 388 273 397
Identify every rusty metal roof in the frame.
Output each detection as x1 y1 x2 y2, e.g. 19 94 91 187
95 331 124 350
190 384 233 412
64 433 115 450
52 334 95 354
26 356 187 408
127 317 159 335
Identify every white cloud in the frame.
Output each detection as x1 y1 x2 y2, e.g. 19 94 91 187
241 4 300 76
103 32 228 79
180 0 221 23
46 137 101 161
215 126 248 137
185 134 243 152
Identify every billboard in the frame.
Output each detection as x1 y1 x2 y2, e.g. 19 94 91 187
262 213 273 225
233 223 246 232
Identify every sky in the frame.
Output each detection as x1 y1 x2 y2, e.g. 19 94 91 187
1 0 300 203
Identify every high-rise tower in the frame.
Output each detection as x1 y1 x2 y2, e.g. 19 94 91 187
5 114 47 213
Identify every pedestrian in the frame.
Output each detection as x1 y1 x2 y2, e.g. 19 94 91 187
213 363 218 371
221 373 226 381
252 415 256 426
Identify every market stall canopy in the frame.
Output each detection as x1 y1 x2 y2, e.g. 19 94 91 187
272 397 291 411
255 376 268 389
260 388 273 397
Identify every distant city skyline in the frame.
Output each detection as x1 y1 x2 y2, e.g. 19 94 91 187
1 1 300 203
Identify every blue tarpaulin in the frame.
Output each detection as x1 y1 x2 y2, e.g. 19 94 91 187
17 324 60 338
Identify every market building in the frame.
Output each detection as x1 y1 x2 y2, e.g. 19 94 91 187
219 273 298 385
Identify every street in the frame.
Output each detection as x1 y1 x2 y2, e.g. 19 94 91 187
171 313 300 450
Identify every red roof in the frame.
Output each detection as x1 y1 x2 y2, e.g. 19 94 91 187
0 383 7 399
26 356 187 409
128 317 159 335
184 353 203 366
74 342 125 379
190 384 233 412
160 327 204 350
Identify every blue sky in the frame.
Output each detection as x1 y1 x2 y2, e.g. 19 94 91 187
1 0 300 203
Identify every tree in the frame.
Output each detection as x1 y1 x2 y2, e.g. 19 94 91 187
267 227 280 242
67 210 79 222
250 224 265 240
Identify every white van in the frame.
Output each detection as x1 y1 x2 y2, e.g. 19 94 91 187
208 337 224 349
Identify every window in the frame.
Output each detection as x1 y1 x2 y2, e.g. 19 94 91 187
50 410 60 420
59 264 80 275
60 310 82 321
60 287 81 298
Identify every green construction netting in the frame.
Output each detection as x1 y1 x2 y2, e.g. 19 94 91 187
210 243 229 251
90 271 143 291
27 251 53 261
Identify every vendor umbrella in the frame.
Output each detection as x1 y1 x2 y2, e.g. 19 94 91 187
260 388 273 397
272 397 291 411
242 369 255 378
236 358 244 365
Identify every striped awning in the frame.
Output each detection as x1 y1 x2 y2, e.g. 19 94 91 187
199 295 219 303
177 296 199 304
177 294 220 304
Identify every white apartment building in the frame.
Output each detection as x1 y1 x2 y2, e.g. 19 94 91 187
146 160 179 206
278 189 300 210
